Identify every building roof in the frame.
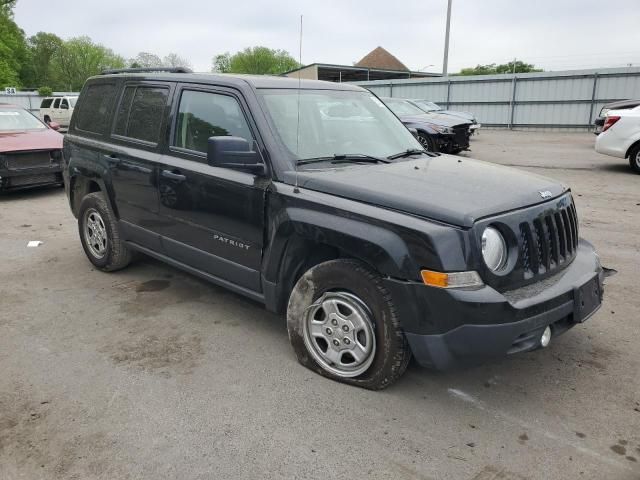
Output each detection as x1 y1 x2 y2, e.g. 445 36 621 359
355 47 409 71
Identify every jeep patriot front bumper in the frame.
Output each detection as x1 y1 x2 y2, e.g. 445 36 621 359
383 240 604 370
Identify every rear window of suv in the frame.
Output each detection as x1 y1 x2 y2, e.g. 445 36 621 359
113 85 169 144
75 83 118 135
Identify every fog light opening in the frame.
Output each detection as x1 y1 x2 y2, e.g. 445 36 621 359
540 326 552 348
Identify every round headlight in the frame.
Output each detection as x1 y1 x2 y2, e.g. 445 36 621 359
482 227 508 272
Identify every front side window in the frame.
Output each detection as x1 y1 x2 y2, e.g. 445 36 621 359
75 83 118 134
0 109 47 132
174 90 252 154
113 86 169 144
60 99 69 109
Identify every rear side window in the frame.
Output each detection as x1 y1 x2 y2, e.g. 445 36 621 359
53 98 60 108
75 83 118 134
40 98 53 108
113 86 169 144
174 90 252 153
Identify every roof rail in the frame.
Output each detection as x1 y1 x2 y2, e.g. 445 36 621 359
100 67 193 75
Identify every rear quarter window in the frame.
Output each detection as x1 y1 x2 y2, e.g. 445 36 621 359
74 83 118 135
40 98 53 108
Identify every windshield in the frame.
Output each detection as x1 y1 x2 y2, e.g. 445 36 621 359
383 99 426 117
414 100 442 112
0 108 46 131
260 89 422 162
69 97 78 108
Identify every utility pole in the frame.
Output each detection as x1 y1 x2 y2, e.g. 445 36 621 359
442 0 453 76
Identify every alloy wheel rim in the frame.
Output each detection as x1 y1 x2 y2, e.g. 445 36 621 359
84 208 108 259
635 151 640 168
303 291 376 378
418 135 431 151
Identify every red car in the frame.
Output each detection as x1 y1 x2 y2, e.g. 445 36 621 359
0 103 64 191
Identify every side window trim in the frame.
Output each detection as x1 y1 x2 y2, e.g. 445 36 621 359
109 81 174 149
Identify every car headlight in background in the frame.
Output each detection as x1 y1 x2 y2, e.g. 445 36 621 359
427 123 454 135
482 226 508 272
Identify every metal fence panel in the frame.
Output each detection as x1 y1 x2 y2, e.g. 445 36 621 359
355 67 640 129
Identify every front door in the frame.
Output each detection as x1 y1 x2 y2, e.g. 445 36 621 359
155 86 268 292
107 82 174 250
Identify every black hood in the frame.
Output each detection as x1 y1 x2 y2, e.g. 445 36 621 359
289 155 567 227
398 113 468 128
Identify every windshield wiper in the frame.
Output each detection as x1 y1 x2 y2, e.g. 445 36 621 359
296 153 390 166
387 149 432 160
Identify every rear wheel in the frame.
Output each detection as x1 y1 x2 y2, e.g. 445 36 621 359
416 133 436 152
78 192 132 271
44 115 51 124
287 259 411 390
629 144 640 174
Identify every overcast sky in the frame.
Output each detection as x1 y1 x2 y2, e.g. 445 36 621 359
14 0 640 73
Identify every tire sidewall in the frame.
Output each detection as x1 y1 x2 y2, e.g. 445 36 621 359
287 260 406 389
78 193 117 270
630 145 640 174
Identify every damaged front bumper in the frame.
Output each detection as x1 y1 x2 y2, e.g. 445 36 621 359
383 240 604 370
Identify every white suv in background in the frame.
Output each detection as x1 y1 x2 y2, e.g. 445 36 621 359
595 105 640 174
39 96 78 128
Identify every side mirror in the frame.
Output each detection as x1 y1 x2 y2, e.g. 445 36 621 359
48 121 61 131
60 104 68 110
207 136 265 174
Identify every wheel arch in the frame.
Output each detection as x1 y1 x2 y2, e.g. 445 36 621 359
262 209 415 314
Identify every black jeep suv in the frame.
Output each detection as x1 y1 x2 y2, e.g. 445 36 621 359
63 68 604 389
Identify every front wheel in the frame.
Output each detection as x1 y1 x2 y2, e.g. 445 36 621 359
287 259 411 390
629 144 640 174
416 133 437 152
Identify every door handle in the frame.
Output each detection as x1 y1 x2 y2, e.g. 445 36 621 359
161 169 186 182
104 154 120 165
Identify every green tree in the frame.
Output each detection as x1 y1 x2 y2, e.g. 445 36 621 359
0 0 29 88
53 36 125 90
212 46 300 75
27 32 63 88
129 51 163 68
164 53 191 69
458 60 542 76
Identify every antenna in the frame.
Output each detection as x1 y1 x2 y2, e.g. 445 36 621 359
293 14 303 194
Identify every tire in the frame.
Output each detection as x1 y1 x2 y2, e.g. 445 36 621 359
417 133 437 152
44 115 51 124
77 192 132 271
287 259 411 390
628 143 640 174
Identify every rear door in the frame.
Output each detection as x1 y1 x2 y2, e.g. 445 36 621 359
107 81 174 249
155 85 268 292
51 98 61 123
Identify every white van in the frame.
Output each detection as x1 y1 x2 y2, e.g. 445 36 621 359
39 96 78 128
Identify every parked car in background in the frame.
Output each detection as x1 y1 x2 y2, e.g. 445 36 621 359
38 96 79 128
593 99 640 134
407 99 480 135
381 97 471 154
595 105 640 173
0 103 64 191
